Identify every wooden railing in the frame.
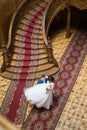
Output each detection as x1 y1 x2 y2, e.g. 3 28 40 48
43 0 66 37
42 0 66 67
43 0 87 45
70 0 87 10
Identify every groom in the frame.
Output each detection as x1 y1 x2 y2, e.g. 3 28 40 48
37 75 48 84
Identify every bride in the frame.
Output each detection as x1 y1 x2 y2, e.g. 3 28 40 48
24 75 55 110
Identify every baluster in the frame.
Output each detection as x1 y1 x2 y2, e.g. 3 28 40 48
66 0 71 38
1 43 10 72
47 37 53 63
47 37 58 67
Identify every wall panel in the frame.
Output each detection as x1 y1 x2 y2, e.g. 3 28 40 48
0 0 16 46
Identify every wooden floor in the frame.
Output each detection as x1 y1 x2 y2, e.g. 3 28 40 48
0 28 87 130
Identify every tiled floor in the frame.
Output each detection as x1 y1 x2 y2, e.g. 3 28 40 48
0 28 87 130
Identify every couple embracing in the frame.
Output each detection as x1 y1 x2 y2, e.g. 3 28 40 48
24 75 55 110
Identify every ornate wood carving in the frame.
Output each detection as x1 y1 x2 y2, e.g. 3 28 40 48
43 0 87 43
47 37 58 67
66 0 71 38
43 0 65 67
1 43 10 72
45 0 65 35
70 0 87 10
43 0 87 67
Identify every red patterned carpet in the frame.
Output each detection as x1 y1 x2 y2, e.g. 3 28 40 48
22 30 87 130
0 5 47 124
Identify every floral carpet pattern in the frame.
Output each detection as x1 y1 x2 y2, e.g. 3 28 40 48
0 1 48 125
22 30 87 130
0 29 87 130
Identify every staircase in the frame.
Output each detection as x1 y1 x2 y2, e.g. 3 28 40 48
1 0 59 81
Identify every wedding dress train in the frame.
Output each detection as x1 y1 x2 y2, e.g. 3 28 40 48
24 82 54 110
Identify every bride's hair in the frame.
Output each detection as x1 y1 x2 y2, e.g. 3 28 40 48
48 75 54 82
41 75 45 78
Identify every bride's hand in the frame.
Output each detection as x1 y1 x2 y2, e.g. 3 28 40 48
46 87 52 93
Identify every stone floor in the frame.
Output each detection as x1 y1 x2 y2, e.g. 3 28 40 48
0 28 87 130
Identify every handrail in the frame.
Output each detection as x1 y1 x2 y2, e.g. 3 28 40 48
7 0 27 49
43 0 87 47
70 0 87 10
7 12 17 49
42 0 66 46
42 0 66 67
16 0 27 11
42 0 53 46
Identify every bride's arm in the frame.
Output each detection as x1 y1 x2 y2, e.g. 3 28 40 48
46 83 54 92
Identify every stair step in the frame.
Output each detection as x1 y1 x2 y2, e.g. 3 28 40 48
33 3 46 10
1 65 59 80
14 39 45 47
14 39 44 48
13 47 46 55
15 33 43 40
6 58 49 72
24 16 41 26
37 1 48 8
27 11 43 20
32 7 44 16
20 21 41 30
26 7 43 20
16 25 42 34
14 34 43 42
16 27 40 35
35 67 59 79
5 66 37 73
6 60 51 73
20 19 41 29
36 63 54 71
24 13 42 24
11 52 47 60
16 25 42 36
14 43 45 49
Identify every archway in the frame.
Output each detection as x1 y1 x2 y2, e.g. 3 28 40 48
48 6 87 36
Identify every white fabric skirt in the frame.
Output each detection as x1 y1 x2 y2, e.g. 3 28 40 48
24 83 54 110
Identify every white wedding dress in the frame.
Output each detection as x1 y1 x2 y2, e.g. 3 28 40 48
24 82 54 110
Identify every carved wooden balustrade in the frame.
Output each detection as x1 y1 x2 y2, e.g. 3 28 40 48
42 0 87 67
42 0 66 67
1 43 10 72
70 0 87 10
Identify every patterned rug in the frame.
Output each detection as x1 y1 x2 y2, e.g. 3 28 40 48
22 30 87 130
0 35 37 125
0 5 47 124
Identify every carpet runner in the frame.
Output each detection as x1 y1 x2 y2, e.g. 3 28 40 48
0 2 48 125
22 30 87 130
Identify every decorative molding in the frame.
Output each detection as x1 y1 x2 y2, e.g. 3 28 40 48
70 0 87 10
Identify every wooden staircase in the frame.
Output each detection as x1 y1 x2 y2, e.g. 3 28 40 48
0 0 59 81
